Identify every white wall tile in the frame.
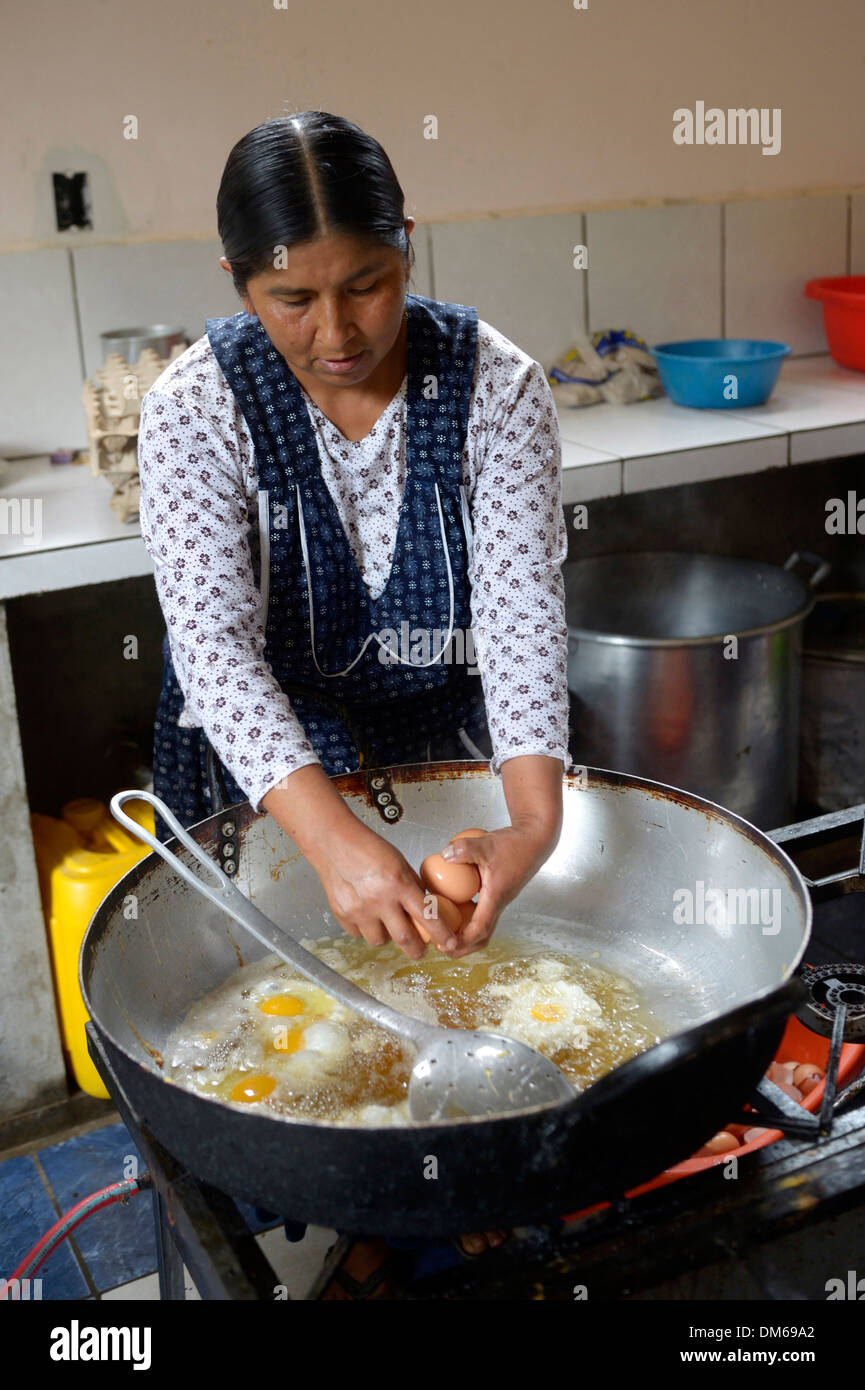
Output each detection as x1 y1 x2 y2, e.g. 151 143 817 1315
72 239 239 380
850 194 865 274
585 204 722 348
429 214 585 369
409 222 434 298
724 195 847 354
0 250 85 455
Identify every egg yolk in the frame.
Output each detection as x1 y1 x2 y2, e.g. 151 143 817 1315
530 1003 566 1022
272 1027 306 1054
259 994 305 1016
231 1074 276 1103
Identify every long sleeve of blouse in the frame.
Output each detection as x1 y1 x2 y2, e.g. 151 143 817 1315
137 316 570 812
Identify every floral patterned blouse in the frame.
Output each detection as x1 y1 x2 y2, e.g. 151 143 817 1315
137 315 570 811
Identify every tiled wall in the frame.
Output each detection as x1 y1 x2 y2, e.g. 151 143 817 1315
2 193 862 457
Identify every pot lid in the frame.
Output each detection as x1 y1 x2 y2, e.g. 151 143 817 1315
803 592 865 662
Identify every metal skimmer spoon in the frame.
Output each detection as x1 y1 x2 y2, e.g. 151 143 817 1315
111 790 575 1123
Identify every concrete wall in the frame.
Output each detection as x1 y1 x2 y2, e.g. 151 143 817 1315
3 0 864 249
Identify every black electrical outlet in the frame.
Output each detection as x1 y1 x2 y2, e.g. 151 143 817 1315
53 172 91 231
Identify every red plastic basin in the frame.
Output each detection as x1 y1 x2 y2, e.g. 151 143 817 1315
804 276 865 371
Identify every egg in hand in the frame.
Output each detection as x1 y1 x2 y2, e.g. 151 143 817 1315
420 852 480 903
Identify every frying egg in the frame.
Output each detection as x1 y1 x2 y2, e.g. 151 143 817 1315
487 973 604 1051
231 1074 276 1103
272 1026 306 1054
303 1019 350 1066
259 994 306 1016
420 853 480 904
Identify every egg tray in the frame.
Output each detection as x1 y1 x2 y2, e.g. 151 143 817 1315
564 1014 865 1223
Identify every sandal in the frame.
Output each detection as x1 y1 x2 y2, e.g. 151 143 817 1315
314 1235 408 1300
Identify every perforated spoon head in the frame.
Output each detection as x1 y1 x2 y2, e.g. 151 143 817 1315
408 1028 575 1122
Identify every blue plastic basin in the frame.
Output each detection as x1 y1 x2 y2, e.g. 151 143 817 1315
651 338 791 408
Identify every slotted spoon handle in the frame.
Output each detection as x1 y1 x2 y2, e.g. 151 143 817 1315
110 790 432 1047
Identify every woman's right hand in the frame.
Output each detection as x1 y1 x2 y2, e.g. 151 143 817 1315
261 763 459 959
313 822 459 959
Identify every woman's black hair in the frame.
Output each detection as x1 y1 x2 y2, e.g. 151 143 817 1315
217 111 414 297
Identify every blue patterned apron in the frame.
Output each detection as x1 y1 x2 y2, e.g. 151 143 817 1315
152 293 491 833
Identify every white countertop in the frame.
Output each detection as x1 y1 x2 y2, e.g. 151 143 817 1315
1 354 863 599
0 456 150 599
559 354 865 504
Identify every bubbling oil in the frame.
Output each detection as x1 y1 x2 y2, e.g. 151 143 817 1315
166 933 663 1126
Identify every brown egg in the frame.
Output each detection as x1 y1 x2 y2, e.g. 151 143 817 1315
742 1126 771 1144
775 1080 803 1102
725 1124 751 1139
457 900 476 927
695 1130 740 1157
454 827 487 839
793 1062 824 1096
768 1061 798 1086
415 893 462 945
420 853 480 904
792 1061 824 1084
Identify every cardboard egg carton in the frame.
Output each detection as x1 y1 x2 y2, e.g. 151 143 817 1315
81 343 186 521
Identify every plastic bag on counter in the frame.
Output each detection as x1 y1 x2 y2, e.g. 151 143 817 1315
548 329 663 408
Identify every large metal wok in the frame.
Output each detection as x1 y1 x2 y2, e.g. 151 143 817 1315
81 762 811 1239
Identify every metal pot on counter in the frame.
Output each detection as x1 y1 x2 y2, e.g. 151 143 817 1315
564 551 829 829
99 325 187 363
800 592 865 812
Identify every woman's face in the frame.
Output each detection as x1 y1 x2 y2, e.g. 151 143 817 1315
220 223 414 389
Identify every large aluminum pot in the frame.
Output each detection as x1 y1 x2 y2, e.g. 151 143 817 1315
800 592 865 811
81 762 810 1238
564 551 828 829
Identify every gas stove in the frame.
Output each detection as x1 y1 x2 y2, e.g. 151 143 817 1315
86 801 865 1301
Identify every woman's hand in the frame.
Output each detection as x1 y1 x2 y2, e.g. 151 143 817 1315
261 754 564 960
261 764 458 958
312 820 460 959
434 818 560 959
442 754 565 958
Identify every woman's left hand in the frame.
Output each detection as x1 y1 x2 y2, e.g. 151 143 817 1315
436 818 560 959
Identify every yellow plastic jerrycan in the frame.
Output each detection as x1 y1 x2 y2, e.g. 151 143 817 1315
31 796 155 1099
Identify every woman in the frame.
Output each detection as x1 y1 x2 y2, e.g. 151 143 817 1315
138 111 571 1294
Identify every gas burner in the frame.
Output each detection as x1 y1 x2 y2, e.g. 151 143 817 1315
796 962 865 1040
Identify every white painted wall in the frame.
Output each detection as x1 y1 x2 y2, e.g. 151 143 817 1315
2 0 864 251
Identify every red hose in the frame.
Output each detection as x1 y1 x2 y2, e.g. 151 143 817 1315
1 1175 150 1295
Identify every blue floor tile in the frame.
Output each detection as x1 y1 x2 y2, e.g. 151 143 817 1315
0 1154 89 1299
37 1123 156 1293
